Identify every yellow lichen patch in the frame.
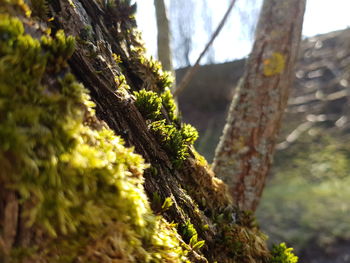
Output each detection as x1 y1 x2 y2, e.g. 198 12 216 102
263 52 285 77
68 0 76 8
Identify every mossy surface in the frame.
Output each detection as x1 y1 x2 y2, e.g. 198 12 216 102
0 1 295 263
133 84 198 165
149 120 198 165
134 89 163 120
211 209 271 263
270 243 298 263
29 0 49 20
0 5 189 262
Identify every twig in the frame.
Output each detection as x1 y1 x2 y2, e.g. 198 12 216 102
173 0 237 97
276 113 340 150
276 122 314 150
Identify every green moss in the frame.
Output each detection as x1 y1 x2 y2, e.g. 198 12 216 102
161 197 174 211
134 89 162 120
115 74 130 91
133 86 197 165
140 55 174 91
29 0 49 20
181 220 198 244
219 223 269 262
0 12 144 237
9 247 38 263
180 123 199 145
41 30 75 72
192 149 208 166
179 220 205 252
0 11 189 262
270 243 298 263
161 87 178 122
134 86 179 123
112 52 122 64
0 0 31 17
207 208 271 263
151 193 174 214
150 120 198 165
129 47 174 93
104 0 137 31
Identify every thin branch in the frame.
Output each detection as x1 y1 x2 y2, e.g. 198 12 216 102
276 113 340 150
173 0 237 97
276 122 314 150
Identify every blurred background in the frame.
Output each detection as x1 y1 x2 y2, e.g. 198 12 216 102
136 1 350 262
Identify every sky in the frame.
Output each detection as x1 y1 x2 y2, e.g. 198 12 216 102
136 0 350 67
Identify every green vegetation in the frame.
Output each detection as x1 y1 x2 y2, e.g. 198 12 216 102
180 220 205 251
257 132 350 252
115 74 129 91
150 120 198 164
0 1 304 262
270 243 298 263
104 0 137 29
133 85 198 165
161 196 174 211
129 48 174 93
161 87 178 122
138 55 174 91
212 210 270 263
41 30 75 71
0 9 189 262
134 89 163 120
181 220 198 244
29 0 49 20
151 192 174 214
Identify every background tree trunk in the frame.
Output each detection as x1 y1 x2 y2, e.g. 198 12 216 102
154 0 176 89
212 0 306 211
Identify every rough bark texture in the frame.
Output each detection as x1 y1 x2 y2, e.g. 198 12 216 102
212 0 306 211
0 0 274 262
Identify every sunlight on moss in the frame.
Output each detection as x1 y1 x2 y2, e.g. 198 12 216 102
134 89 163 120
161 87 178 122
133 86 198 165
270 243 298 263
0 11 189 262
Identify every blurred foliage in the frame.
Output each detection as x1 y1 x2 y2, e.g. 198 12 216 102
257 130 350 252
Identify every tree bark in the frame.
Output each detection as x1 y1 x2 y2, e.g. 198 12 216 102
212 0 306 211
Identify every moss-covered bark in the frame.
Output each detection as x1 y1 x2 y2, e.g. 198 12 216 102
0 0 296 262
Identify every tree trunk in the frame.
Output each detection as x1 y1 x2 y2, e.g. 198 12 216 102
212 0 306 211
154 0 175 88
0 0 298 262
